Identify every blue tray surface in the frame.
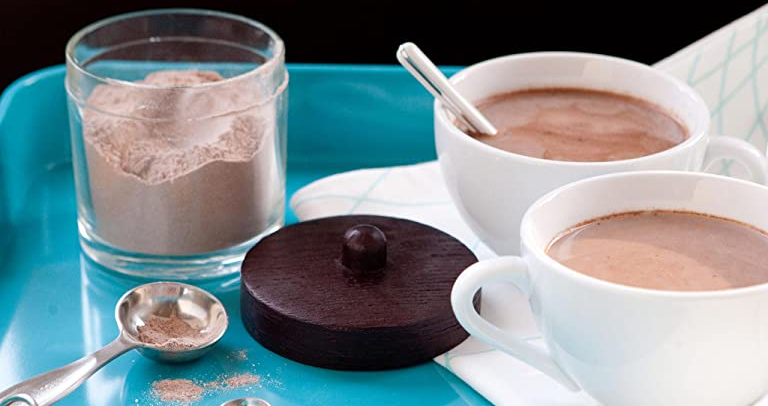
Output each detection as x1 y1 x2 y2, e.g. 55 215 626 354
0 64 490 406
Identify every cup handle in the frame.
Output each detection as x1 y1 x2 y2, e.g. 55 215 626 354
451 256 580 391
704 136 768 184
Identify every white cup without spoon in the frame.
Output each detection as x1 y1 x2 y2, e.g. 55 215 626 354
452 171 768 406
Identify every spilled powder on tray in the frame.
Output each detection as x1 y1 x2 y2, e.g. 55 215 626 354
150 373 262 404
151 379 204 404
223 373 260 388
229 349 249 361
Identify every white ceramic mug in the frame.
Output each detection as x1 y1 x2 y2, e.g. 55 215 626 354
435 52 768 255
452 171 768 406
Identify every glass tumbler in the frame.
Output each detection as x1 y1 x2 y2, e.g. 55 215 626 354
65 9 287 280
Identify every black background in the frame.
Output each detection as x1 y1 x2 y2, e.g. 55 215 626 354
1 1 766 89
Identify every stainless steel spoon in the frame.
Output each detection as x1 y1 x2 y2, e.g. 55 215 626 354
220 398 272 406
0 282 228 406
396 42 498 136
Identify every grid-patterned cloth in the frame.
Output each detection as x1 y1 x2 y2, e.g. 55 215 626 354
290 5 768 405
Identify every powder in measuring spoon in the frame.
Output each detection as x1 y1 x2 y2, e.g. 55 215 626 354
137 314 212 350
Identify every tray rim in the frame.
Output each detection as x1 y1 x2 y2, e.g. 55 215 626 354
0 62 465 102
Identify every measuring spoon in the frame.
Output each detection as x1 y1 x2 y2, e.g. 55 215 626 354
0 282 228 406
220 398 272 406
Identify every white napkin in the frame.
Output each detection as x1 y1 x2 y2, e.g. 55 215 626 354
290 5 768 405
291 162 596 405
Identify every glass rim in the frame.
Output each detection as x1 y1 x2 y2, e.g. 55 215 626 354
65 8 285 91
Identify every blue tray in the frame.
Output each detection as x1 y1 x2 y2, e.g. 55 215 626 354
0 64 491 406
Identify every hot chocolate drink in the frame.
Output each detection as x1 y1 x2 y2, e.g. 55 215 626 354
472 88 688 162
546 210 768 291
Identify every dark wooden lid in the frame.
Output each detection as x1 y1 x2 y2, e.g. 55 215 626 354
240 215 478 370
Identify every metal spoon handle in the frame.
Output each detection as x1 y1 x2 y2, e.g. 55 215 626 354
0 335 136 406
396 42 497 136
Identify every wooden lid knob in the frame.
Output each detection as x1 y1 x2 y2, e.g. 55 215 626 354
341 224 387 275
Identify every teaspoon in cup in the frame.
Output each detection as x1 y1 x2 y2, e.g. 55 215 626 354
0 282 229 406
396 42 497 136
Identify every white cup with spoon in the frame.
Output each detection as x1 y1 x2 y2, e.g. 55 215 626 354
398 44 768 255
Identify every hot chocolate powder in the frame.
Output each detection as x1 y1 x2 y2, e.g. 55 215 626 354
222 373 260 388
136 314 211 350
151 379 204 404
82 70 282 255
151 374 261 404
